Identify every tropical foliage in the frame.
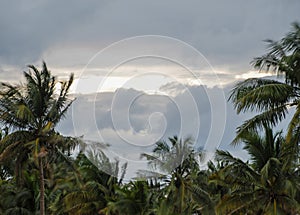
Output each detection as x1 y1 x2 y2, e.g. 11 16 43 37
1 22 300 214
229 22 300 143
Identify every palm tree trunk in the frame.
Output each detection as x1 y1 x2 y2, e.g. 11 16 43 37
39 157 45 215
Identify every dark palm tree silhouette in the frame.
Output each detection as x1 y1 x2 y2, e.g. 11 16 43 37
0 62 77 215
229 22 300 144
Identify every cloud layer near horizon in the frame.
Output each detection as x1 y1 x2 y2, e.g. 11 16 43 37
57 83 253 178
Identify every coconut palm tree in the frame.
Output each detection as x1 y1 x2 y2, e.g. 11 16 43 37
229 22 300 143
211 126 300 214
100 180 156 215
0 62 77 215
226 22 300 214
55 151 127 215
141 136 214 215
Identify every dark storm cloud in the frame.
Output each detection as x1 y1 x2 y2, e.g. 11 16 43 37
1 0 299 74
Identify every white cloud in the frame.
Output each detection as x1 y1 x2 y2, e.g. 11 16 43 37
58 84 236 179
235 71 274 79
58 79 293 179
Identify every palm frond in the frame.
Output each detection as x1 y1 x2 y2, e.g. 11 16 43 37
286 102 300 143
229 78 295 114
232 105 288 145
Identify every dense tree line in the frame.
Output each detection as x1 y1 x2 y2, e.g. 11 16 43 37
0 22 299 214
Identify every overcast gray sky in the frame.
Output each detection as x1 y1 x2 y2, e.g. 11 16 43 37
1 0 299 178
1 0 299 78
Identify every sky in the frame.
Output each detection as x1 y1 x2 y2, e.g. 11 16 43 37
1 0 300 179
